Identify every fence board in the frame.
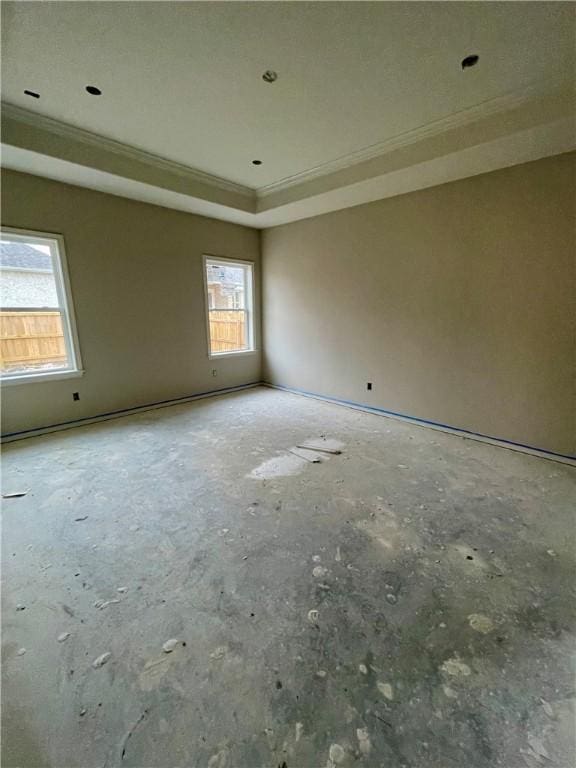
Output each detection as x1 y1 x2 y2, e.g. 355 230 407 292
0 311 67 372
209 309 246 353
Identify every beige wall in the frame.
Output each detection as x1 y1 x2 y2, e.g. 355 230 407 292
262 152 576 457
1 169 261 435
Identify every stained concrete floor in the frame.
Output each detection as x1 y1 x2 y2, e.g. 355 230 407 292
2 386 575 768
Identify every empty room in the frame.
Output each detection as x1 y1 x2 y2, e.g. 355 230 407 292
1 2 575 767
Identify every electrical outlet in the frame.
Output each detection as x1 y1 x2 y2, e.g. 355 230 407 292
73 392 80 401
366 382 372 391
212 369 218 377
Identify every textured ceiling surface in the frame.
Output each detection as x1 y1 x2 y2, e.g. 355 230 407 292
2 2 573 189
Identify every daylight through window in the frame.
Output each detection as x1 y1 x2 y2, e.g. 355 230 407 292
204 258 254 356
0 229 81 381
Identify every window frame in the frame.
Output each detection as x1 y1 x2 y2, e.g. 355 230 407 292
203 254 257 359
0 226 83 385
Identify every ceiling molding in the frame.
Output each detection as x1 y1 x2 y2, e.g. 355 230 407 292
256 81 571 199
2 82 574 229
5 81 565 207
1 102 254 201
255 117 576 228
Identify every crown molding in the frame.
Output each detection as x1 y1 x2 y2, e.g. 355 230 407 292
255 118 575 227
2 81 573 229
1 102 254 201
256 81 572 199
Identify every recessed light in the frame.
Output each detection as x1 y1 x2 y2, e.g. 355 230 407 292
85 85 102 95
24 90 40 99
252 160 262 166
262 70 278 83
461 54 479 70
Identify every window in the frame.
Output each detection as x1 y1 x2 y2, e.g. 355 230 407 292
204 256 255 356
0 228 82 383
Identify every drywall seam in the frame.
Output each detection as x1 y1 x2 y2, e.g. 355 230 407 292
264 384 576 467
0 382 261 443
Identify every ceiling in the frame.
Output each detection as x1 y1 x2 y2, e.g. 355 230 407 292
1 2 575 227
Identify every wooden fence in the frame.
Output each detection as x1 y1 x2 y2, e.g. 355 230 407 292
0 311 67 372
209 309 247 353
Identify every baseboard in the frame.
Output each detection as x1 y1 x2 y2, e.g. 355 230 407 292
264 382 576 467
1 382 262 443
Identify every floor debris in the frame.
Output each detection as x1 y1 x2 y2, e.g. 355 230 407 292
207 747 230 768
94 599 120 610
288 447 321 463
328 743 346 765
16 647 26 656
2 490 29 498
468 613 495 634
297 443 342 455
385 593 398 604
57 632 70 643
356 726 371 755
162 638 179 653
527 736 550 760
377 682 394 700
307 609 319 623
440 655 472 678
74 516 88 522
92 652 111 669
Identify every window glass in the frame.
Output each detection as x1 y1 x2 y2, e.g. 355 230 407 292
205 259 254 355
0 231 80 379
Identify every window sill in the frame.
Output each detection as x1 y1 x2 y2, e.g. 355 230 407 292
208 349 258 360
1 369 84 386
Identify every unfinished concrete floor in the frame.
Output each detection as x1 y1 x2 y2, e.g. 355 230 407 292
2 387 575 768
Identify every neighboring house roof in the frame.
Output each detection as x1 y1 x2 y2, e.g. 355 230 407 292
206 264 243 288
0 242 52 271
